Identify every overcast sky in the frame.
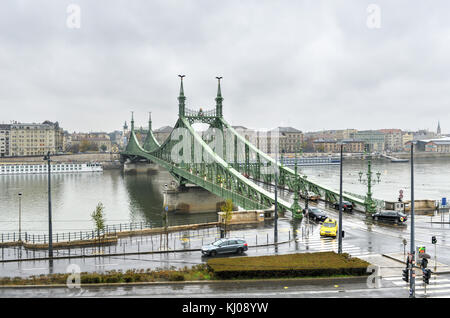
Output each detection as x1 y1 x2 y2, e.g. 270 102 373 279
0 1 448 134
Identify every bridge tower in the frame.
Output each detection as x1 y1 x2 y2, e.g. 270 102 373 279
215 76 223 117
178 75 186 117
148 112 152 131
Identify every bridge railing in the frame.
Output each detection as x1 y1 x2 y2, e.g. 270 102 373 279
185 108 216 117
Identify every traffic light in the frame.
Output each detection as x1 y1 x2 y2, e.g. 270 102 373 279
432 236 437 244
423 268 432 284
402 268 409 282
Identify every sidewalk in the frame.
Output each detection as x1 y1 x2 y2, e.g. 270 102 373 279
381 253 450 274
358 254 405 277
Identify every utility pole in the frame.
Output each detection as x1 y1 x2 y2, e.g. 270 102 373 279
338 144 343 254
43 151 53 261
409 143 415 298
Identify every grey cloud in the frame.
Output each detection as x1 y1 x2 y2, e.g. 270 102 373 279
0 0 448 134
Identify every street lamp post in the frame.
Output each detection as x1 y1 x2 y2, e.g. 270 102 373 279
43 151 53 260
18 192 22 242
409 143 416 298
274 152 278 245
358 151 381 214
338 144 343 254
291 144 303 219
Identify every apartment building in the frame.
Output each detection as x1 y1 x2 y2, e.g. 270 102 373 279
313 139 365 153
378 129 403 152
0 124 10 157
9 121 64 156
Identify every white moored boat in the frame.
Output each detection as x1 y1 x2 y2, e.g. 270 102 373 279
0 162 103 175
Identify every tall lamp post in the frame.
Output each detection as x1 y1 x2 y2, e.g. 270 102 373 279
43 151 53 260
291 143 303 219
358 151 381 214
18 192 22 241
338 143 344 254
409 142 416 298
274 150 279 245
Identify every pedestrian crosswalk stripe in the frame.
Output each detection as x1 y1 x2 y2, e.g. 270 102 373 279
382 276 403 281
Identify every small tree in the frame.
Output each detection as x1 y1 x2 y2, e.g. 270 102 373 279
221 199 234 237
91 202 106 238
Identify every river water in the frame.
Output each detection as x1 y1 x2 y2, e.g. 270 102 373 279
0 157 449 234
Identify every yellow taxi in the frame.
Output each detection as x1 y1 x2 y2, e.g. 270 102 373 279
320 218 338 237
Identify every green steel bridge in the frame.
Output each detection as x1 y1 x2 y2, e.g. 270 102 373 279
121 76 370 215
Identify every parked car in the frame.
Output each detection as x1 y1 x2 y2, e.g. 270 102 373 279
320 218 338 237
333 200 354 212
201 238 248 256
304 207 328 222
372 211 407 224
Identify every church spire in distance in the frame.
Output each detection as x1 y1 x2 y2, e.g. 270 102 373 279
437 120 441 135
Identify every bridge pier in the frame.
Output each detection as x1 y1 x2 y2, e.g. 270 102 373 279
163 184 236 213
123 162 159 174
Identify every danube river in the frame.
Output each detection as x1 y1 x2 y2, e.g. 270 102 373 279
0 157 449 234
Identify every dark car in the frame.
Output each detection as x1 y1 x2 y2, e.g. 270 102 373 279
333 200 354 212
372 211 407 224
201 238 248 256
304 207 328 222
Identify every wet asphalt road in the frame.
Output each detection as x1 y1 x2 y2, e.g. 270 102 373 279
1 200 448 278
1 200 450 298
3 273 450 298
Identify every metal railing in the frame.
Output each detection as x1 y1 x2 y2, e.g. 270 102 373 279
185 108 216 117
0 216 218 245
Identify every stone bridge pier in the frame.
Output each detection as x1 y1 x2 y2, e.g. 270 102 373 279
123 162 159 174
163 183 236 213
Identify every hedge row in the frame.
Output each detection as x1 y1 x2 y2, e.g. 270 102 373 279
207 252 371 279
0 264 211 286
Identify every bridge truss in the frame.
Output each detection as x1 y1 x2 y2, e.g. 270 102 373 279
121 76 369 214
